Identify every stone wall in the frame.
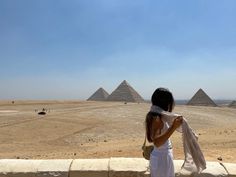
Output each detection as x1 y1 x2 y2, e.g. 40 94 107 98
0 158 235 177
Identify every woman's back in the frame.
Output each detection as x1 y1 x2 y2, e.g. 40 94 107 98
154 121 172 151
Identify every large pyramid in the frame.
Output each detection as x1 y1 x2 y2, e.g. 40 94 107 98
187 88 217 106
106 80 144 102
228 101 236 108
87 87 109 101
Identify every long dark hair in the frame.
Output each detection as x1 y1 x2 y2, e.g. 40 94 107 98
145 88 175 142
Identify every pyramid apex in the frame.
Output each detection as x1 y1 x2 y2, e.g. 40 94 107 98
121 80 129 84
107 80 144 102
198 88 204 91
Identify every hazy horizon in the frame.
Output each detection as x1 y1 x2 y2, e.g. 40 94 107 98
1 1 236 100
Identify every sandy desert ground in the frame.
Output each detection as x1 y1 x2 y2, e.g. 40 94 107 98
0 100 236 163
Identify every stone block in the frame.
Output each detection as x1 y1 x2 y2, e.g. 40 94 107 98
70 159 109 177
221 162 236 177
0 159 41 177
0 159 72 177
176 161 228 177
109 157 149 177
37 159 72 177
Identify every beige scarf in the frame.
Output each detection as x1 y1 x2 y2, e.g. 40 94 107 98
150 105 206 173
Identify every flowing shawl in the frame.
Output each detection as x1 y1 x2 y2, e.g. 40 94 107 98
150 105 206 173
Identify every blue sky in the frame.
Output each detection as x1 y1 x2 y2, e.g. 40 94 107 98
0 0 236 100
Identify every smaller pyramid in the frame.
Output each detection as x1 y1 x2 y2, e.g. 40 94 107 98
106 80 144 102
87 87 109 101
228 101 236 108
187 88 217 106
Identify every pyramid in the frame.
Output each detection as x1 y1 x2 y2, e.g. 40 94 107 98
228 101 236 108
187 88 217 106
106 80 144 102
87 87 109 101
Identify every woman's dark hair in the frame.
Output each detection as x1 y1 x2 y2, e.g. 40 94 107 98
145 112 161 142
145 88 175 142
151 87 175 112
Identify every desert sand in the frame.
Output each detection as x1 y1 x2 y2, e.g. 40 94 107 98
0 100 236 163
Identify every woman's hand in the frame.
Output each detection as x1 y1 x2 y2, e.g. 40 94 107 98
172 116 183 129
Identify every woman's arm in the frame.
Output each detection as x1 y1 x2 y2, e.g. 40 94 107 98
152 116 183 147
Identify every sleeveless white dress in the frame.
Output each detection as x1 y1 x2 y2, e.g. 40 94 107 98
150 121 175 177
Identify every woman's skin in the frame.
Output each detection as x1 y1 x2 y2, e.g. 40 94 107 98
151 111 183 148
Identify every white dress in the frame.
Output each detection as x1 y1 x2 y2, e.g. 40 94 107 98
150 121 175 177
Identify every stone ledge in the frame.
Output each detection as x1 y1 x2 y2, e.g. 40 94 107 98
175 161 228 177
109 157 149 177
221 162 236 177
70 159 109 177
0 158 235 177
0 159 72 177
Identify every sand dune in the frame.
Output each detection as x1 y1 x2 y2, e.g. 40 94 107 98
0 100 235 163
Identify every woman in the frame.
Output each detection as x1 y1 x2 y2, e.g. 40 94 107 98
145 88 183 177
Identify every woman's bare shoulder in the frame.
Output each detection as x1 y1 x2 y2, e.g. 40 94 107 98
152 115 163 128
151 115 163 140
